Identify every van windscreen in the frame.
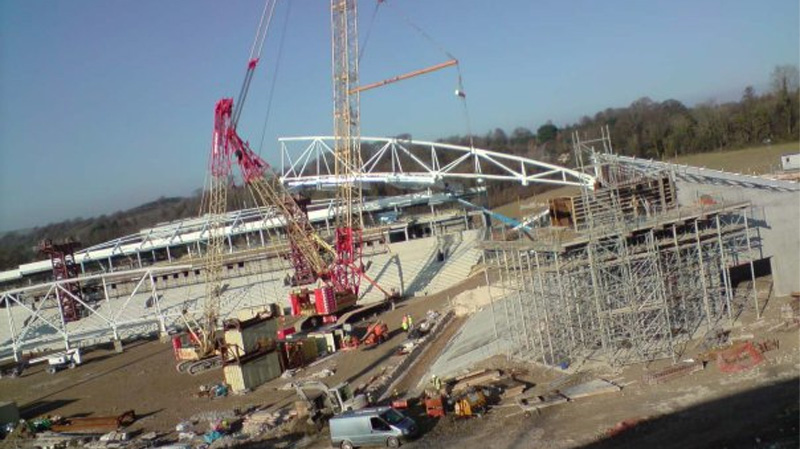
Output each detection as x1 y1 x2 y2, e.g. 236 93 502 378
380 409 405 425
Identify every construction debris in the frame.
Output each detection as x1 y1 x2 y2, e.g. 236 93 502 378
514 376 622 417
49 410 135 434
606 418 645 437
450 369 503 395
755 339 780 353
99 430 130 442
716 342 766 373
517 391 569 415
241 408 293 436
198 382 230 398
501 382 528 399
642 361 705 385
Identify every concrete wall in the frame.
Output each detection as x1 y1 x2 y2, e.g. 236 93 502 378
425 302 511 382
674 181 800 296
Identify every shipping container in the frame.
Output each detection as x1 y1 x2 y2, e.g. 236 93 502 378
223 349 282 393
224 315 278 359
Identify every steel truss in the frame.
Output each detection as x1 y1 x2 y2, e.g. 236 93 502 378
599 154 800 193
1 266 191 361
485 202 761 367
279 136 595 188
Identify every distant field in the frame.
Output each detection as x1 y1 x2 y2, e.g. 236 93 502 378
668 141 799 175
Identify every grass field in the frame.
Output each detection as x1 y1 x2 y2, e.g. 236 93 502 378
668 141 799 175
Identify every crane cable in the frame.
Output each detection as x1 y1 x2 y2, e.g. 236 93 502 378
382 0 475 148
232 0 279 128
257 0 292 156
358 0 383 64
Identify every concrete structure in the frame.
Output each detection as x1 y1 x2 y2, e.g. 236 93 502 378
0 190 483 287
609 154 799 296
425 301 510 381
430 134 789 375
3 132 796 375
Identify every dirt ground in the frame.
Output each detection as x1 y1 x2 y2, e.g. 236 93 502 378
398 295 800 449
291 291 798 449
0 273 487 437
2 275 798 449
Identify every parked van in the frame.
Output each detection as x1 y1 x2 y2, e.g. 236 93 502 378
329 406 417 448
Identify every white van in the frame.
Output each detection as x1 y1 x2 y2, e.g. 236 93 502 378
329 406 418 448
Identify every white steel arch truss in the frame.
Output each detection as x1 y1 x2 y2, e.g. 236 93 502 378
279 136 596 188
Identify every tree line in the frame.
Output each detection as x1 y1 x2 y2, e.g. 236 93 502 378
1 65 797 271
435 64 799 206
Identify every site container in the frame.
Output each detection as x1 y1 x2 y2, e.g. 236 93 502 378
223 315 277 359
223 350 282 393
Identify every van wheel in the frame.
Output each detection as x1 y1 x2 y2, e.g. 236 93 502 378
341 441 354 449
386 436 400 448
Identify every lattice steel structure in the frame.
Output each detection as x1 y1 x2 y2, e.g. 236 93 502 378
484 133 763 367
330 0 365 296
39 240 84 323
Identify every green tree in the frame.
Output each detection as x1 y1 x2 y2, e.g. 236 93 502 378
771 65 800 137
510 127 534 145
537 121 558 143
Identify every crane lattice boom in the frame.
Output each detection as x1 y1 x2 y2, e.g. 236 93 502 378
231 133 329 285
331 0 364 295
195 98 237 355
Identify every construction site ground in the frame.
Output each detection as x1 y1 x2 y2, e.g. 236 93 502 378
0 273 485 439
1 277 798 449
302 290 799 449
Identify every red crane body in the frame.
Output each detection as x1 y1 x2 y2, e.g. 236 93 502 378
199 0 395 325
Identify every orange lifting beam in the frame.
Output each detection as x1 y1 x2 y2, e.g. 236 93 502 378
350 59 458 94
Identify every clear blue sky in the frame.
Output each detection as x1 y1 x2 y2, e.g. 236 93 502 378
1 0 797 232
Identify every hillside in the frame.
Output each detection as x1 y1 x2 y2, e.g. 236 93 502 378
0 196 202 271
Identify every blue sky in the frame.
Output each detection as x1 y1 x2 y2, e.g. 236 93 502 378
0 0 798 231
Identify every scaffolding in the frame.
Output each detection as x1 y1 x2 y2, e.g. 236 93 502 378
484 131 763 367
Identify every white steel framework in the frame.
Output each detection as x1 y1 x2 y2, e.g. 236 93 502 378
601 154 800 192
279 136 596 188
1 266 190 361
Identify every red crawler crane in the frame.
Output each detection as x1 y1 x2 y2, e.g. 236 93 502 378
183 0 397 347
